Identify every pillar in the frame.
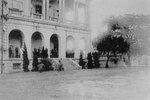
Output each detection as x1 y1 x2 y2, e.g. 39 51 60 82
59 0 63 22
42 0 46 19
46 0 49 20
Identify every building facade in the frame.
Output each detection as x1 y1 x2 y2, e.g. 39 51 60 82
0 0 91 73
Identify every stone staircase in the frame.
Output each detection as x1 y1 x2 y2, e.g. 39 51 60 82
52 58 81 70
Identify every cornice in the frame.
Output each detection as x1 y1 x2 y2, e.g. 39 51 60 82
8 15 90 32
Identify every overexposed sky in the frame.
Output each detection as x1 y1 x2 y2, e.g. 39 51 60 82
90 0 150 39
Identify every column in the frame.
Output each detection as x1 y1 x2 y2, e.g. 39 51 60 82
75 0 78 24
75 38 80 59
59 0 63 22
60 0 65 22
44 33 50 57
42 0 46 19
46 0 49 20
86 0 90 28
25 35 32 59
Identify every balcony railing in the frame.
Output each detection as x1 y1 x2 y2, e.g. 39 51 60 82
49 16 59 22
32 13 43 19
48 9 59 22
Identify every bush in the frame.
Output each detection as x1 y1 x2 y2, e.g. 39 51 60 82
79 53 86 69
66 51 74 58
38 63 45 73
92 51 100 68
22 43 29 72
40 59 53 71
31 49 39 72
57 60 64 71
41 47 48 59
110 57 119 64
87 52 94 69
50 49 58 58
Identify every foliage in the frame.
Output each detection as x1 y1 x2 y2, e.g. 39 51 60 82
39 59 53 72
31 49 39 72
92 51 100 68
93 15 150 67
96 33 130 68
66 51 75 58
106 15 150 56
79 53 86 69
57 60 64 71
37 49 41 58
22 43 29 72
31 47 53 72
87 52 94 69
41 47 48 59
50 48 58 58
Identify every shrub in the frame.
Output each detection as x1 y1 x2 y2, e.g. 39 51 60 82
31 49 39 72
66 51 74 58
41 47 48 59
92 51 100 68
110 57 119 64
40 59 53 71
96 34 130 68
79 53 86 69
87 52 94 69
57 60 64 71
22 43 29 72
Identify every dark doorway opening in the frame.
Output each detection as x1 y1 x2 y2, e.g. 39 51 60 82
50 34 59 58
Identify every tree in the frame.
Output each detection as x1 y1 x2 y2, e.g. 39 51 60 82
44 48 48 58
92 51 100 68
40 47 51 72
106 15 150 58
31 49 39 71
87 52 94 69
22 43 29 72
79 52 85 69
96 33 130 68
37 48 41 58
41 47 48 59
94 15 150 67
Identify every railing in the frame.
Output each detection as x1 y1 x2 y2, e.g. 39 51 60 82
49 16 59 22
32 13 43 19
68 58 81 69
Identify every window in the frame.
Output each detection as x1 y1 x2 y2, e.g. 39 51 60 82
9 45 21 58
64 0 75 21
13 63 21 70
31 0 43 18
49 0 59 21
35 5 42 14
15 47 20 58
78 2 86 23
31 0 43 14
12 0 23 11
9 0 23 15
9 46 14 58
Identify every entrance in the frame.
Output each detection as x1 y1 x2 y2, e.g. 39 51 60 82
50 34 59 58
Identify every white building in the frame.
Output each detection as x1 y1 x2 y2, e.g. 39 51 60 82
0 0 91 73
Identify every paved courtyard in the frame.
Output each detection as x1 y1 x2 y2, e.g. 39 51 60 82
0 67 150 100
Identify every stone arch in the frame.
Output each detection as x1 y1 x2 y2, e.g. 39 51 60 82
31 31 44 52
8 29 24 58
66 35 75 58
50 34 59 58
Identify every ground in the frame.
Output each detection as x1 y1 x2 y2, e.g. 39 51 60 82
0 67 150 100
